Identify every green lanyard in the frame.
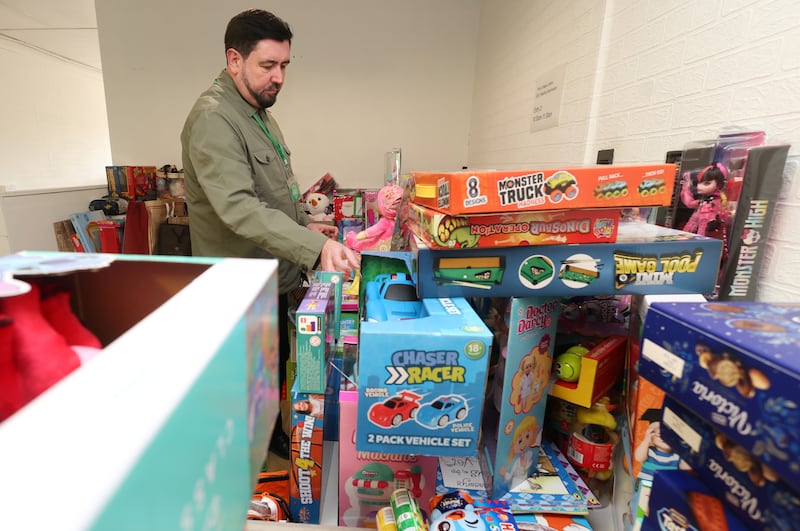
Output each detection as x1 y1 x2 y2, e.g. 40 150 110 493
252 112 289 168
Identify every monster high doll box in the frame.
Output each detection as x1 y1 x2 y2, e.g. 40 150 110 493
295 280 336 393
0 253 280 531
338 390 439 528
639 301 800 491
641 469 748 531
356 255 493 457
660 396 800 530
289 381 326 524
409 163 675 216
406 201 620 250
412 221 723 300
480 297 560 498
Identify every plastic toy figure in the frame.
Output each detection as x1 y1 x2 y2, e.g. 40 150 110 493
346 184 404 251
679 162 728 238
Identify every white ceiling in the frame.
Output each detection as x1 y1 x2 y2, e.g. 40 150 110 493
0 0 102 71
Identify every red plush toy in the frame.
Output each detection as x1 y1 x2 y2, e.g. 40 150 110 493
0 314 25 421
0 284 81 404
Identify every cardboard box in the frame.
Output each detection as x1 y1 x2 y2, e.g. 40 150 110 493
0 253 280 531
549 335 627 408
410 163 675 216
295 281 336 393
338 390 438 528
412 222 723 299
481 297 560 497
289 382 325 524
661 396 800 530
356 257 493 456
641 469 748 531
407 202 620 249
639 301 800 490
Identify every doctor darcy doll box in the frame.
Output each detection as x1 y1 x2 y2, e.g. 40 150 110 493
0 252 280 531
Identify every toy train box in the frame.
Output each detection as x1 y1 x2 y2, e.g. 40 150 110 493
409 163 675 216
641 469 748 531
639 301 800 491
481 297 560 498
660 396 800 530
289 382 326 524
356 260 492 457
295 280 336 393
406 201 620 250
411 221 722 299
338 390 439 528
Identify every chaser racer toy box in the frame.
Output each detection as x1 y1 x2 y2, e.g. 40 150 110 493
407 202 620 250
410 163 675 216
356 256 493 457
412 222 723 299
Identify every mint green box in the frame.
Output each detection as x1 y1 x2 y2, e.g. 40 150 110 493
296 280 336 393
0 253 280 531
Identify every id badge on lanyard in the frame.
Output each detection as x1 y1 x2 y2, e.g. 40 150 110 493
253 112 300 202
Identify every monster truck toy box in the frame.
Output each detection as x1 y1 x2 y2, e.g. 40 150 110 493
0 252 280 531
412 221 723 299
639 300 800 491
406 201 620 249
409 163 675 215
356 291 492 457
338 389 439 528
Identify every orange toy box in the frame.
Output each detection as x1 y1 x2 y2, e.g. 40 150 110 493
410 163 675 215
407 201 620 249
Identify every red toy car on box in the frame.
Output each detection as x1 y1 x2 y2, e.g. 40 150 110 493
368 391 421 428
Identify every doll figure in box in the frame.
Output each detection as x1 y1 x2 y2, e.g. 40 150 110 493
679 162 729 239
499 415 539 490
345 184 403 252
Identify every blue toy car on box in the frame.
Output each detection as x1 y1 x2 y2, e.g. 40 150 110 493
416 395 468 428
365 273 424 322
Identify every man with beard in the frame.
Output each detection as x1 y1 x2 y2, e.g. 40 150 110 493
181 9 360 459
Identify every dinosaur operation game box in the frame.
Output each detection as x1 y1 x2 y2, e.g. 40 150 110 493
409 163 675 216
406 202 620 249
412 222 722 299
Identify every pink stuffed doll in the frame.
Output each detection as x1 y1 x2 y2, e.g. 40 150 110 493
345 184 403 252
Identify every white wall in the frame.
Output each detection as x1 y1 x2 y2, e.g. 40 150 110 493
95 0 481 191
469 0 800 301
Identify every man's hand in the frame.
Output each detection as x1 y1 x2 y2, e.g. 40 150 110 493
319 239 360 277
308 222 338 239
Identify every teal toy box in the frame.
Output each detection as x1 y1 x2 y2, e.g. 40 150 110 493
0 253 280 531
356 254 492 456
481 296 561 498
295 280 336 393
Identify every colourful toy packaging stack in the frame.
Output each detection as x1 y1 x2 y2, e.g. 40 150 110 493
480 296 560 498
289 382 326 524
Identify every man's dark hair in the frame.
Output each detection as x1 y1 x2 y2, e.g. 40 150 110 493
224 9 293 58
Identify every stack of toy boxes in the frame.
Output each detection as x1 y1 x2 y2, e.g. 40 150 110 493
638 301 800 530
289 279 336 524
355 252 493 458
480 297 561 498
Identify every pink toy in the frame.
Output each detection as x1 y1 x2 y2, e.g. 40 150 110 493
345 184 403 252
679 163 728 238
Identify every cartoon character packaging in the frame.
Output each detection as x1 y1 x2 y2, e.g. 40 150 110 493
661 395 800 530
338 390 439 528
356 256 493 456
481 297 560 498
639 301 800 490
409 164 675 216
428 491 520 531
289 382 325 523
406 202 620 250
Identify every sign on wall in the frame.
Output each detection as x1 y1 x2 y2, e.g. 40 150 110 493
530 64 566 133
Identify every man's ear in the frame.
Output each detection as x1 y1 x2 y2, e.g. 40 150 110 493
226 48 242 73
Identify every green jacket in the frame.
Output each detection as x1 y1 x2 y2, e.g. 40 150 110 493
181 69 326 293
